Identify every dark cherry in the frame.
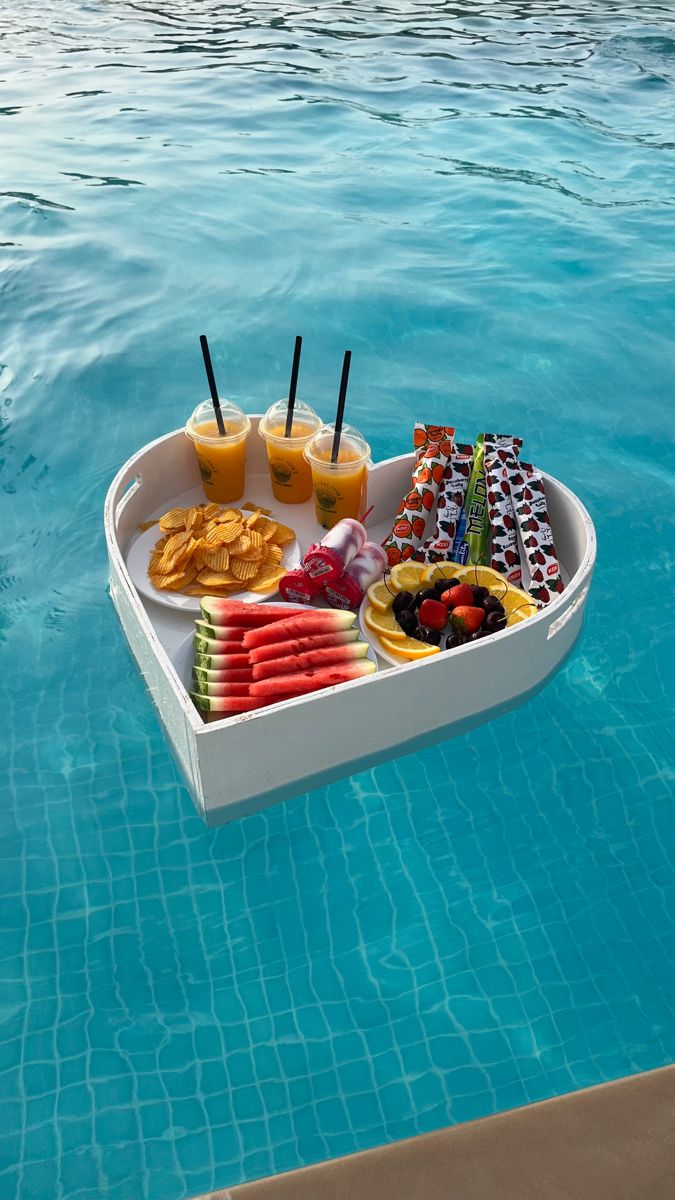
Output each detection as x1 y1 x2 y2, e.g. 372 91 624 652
482 595 504 614
398 610 419 636
392 590 413 615
445 633 461 650
472 585 489 602
433 579 450 598
417 588 438 606
422 629 442 646
441 576 460 589
485 610 507 632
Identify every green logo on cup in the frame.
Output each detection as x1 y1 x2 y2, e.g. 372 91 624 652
272 464 292 485
316 487 336 511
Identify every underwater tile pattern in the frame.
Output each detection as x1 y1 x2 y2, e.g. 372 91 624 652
1 2 675 1199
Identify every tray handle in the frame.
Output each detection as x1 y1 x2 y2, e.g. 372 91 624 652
110 465 143 534
546 585 589 639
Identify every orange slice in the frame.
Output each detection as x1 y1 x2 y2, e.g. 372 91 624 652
380 634 440 659
366 580 393 613
388 561 427 593
363 605 406 641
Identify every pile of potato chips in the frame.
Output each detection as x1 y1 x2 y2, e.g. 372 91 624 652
144 502 295 596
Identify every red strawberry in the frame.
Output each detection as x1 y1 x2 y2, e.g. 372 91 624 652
504 549 519 565
443 582 474 609
451 606 485 635
418 598 448 632
504 514 515 530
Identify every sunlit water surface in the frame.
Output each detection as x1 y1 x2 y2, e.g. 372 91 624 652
1 3 674 1198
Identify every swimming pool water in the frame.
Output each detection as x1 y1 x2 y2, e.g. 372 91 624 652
1 2 674 1197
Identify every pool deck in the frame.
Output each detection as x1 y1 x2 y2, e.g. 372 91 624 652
196 1065 674 1200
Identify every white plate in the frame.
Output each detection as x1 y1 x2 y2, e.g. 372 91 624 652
126 524 301 613
171 608 378 692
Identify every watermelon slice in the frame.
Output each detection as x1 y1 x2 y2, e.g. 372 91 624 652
191 692 269 715
252 642 369 681
243 610 356 651
194 620 246 642
194 634 248 656
250 659 376 697
192 680 251 698
200 598 309 627
249 628 360 665
194 652 250 671
192 666 253 685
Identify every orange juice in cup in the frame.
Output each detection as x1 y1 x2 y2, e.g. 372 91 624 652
186 399 251 503
259 398 322 504
304 423 371 530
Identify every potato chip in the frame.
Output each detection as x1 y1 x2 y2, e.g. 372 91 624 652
147 502 295 596
230 556 258 582
270 521 296 546
159 508 188 532
138 519 159 532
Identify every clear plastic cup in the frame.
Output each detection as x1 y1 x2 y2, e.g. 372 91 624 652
303 423 371 530
186 399 251 503
258 398 322 504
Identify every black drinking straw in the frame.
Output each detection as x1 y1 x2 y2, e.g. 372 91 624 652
199 334 226 436
331 349 352 463
284 335 303 437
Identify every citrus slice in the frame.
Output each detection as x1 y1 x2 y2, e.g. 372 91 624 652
366 580 393 613
363 605 406 641
380 634 440 659
388 561 427 593
420 561 464 585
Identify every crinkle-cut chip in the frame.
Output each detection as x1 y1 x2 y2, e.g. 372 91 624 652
213 521 244 545
159 507 189 532
214 508 240 523
203 547 230 572
163 529 192 557
138 519 159 532
243 501 273 516
197 568 238 586
246 529 264 550
250 568 285 593
202 503 222 521
264 543 283 566
230 556 258 582
228 534 251 556
151 554 178 576
154 568 193 589
270 521 296 546
254 519 275 541
186 507 204 532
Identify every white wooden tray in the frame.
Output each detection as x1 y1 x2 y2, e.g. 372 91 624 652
105 416 596 825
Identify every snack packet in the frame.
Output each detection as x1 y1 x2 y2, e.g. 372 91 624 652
452 433 522 566
508 460 565 604
383 424 455 565
413 443 474 562
485 453 522 584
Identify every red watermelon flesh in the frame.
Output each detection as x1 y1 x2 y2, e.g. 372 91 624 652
250 659 376 697
252 642 369 681
243 611 356 651
190 692 287 715
249 628 359 665
192 680 251 698
200 598 310 627
192 666 253 685
194 620 246 642
194 635 248 657
193 652 250 671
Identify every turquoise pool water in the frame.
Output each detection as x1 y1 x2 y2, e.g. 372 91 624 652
2 2 674 1197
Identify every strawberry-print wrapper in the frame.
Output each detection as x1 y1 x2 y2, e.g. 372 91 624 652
508 460 565 604
383 423 455 565
485 439 524 585
413 443 473 562
452 433 523 567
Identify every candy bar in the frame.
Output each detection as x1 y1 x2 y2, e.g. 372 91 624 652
452 433 522 566
414 443 473 562
302 518 366 584
323 541 387 610
485 453 522 584
383 424 455 565
508 460 565 604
